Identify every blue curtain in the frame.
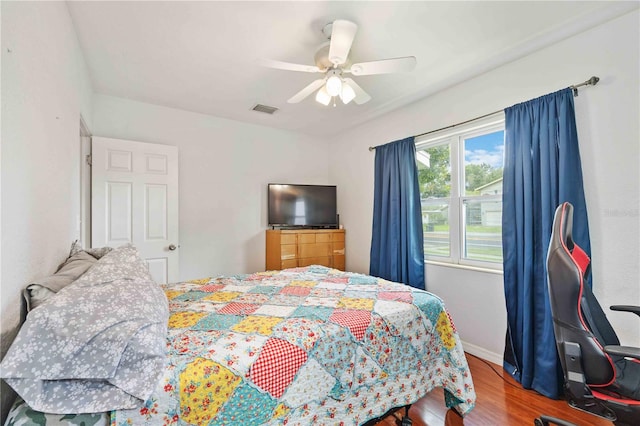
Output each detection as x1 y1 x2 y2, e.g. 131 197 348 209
370 137 425 289
502 88 591 399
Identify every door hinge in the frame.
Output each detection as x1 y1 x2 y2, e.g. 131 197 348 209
86 154 92 166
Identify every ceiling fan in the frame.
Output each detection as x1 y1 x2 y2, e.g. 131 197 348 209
262 19 417 106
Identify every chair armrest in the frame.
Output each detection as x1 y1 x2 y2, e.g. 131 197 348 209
610 305 640 318
604 345 640 360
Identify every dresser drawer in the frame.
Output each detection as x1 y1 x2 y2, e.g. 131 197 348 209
281 259 298 269
298 256 331 268
315 233 332 243
332 255 345 271
332 240 345 255
298 242 331 258
280 234 297 245
332 232 345 243
298 233 316 244
280 244 297 260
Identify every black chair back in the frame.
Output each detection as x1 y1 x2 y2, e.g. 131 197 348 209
547 202 617 386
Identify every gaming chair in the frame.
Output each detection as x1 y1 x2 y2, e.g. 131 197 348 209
544 202 640 426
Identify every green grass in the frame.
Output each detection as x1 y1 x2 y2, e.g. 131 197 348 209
468 225 501 233
425 224 502 233
424 226 503 263
466 247 503 262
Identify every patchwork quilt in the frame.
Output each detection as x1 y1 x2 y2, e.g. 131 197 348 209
113 265 476 425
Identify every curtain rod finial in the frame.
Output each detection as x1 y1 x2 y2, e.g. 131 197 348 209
369 146 375 152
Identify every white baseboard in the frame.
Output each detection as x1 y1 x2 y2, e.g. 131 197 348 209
461 340 503 366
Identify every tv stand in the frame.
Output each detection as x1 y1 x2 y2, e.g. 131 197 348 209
265 229 345 271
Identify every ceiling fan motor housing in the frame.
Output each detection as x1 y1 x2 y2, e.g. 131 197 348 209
314 42 332 71
315 43 352 72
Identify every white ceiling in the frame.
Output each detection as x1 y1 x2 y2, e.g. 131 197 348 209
67 1 637 137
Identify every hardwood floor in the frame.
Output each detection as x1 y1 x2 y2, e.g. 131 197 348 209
373 353 612 426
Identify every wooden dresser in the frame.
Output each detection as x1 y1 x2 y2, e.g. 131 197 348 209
265 229 345 271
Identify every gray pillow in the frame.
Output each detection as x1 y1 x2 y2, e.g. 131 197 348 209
24 251 97 311
23 243 114 312
68 239 113 260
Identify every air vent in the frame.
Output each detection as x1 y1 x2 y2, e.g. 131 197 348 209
252 104 279 115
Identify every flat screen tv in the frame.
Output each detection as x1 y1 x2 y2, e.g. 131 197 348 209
268 184 337 228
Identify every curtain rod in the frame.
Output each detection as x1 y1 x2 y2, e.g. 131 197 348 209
368 76 600 152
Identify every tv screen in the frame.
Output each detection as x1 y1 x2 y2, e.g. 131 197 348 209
268 184 337 227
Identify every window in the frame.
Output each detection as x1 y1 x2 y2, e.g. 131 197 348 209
416 114 505 269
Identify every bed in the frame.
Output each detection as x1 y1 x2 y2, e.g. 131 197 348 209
2 244 476 425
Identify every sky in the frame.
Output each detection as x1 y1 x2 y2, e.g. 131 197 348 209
464 130 504 168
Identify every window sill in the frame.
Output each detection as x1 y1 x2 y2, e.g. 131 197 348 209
425 260 504 275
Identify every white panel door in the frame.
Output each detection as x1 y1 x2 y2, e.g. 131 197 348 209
92 137 179 284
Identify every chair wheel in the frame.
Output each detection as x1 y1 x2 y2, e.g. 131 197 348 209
401 417 412 426
534 418 545 426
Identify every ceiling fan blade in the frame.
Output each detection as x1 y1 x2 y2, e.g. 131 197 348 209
343 78 371 105
287 79 326 103
328 20 358 66
260 59 321 73
349 56 417 76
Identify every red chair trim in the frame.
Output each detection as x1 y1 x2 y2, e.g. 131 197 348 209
590 389 640 406
571 244 590 275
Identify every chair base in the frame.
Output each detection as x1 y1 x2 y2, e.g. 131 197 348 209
599 399 640 426
566 390 640 426
566 394 616 422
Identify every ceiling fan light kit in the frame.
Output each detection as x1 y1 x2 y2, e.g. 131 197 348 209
315 86 332 106
325 72 343 97
264 19 416 106
340 83 356 104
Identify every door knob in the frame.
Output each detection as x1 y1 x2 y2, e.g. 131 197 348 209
168 244 178 251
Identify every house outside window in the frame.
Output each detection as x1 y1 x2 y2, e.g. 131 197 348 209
416 113 505 270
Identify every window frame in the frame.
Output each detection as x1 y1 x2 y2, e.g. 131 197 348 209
416 113 505 270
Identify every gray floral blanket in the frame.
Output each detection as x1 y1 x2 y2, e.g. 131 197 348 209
0 245 169 414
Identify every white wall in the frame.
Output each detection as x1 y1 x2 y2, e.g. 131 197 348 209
92 95 330 279
329 10 640 360
0 1 94 419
